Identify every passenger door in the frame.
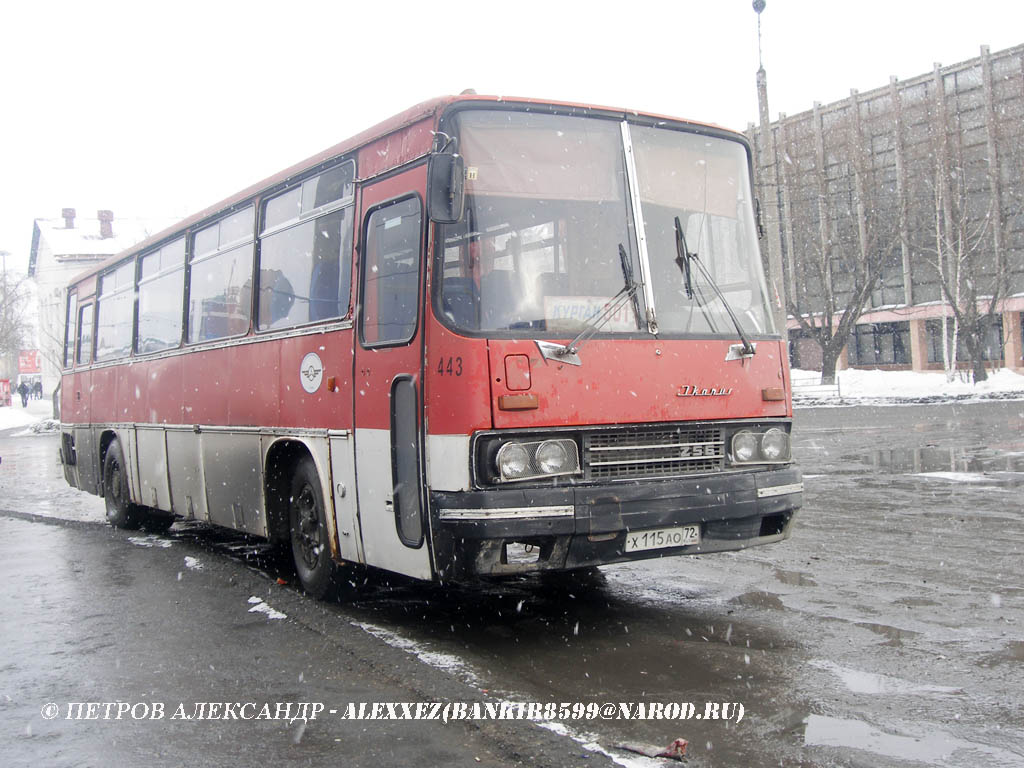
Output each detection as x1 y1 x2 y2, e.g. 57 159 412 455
353 167 432 579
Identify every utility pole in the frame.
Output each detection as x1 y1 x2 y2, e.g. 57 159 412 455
752 1 789 337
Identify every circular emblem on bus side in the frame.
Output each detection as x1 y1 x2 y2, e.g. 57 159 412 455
300 352 324 394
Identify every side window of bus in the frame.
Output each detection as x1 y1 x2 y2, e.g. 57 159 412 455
188 207 255 343
95 262 134 361
64 292 78 368
258 162 355 331
77 303 94 366
360 198 422 346
137 238 185 353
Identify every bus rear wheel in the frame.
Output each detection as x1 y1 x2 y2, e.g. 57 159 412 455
103 439 142 529
289 456 339 600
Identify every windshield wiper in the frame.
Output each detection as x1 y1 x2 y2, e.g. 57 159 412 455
537 243 641 367
619 242 643 330
673 216 756 359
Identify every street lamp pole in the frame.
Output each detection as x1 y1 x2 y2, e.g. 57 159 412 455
752 0 789 338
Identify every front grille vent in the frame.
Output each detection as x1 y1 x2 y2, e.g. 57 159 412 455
584 425 725 481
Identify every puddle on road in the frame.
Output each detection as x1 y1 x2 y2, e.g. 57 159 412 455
774 569 817 587
855 621 921 647
804 714 1023 766
893 596 939 608
810 659 960 696
982 640 1024 667
729 590 785 610
844 445 1024 483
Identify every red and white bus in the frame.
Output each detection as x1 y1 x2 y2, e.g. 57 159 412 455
59 95 802 598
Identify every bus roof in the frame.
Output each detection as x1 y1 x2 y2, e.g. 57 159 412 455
68 94 735 288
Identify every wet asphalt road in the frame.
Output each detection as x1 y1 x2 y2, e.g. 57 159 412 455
1 401 1023 767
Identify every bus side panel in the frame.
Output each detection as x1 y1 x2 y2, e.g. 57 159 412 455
61 369 93 493
135 355 184 427
181 349 230 425
88 365 120 425
166 428 209 522
73 427 100 496
277 332 351 431
62 369 86 425
227 343 280 427
202 430 265 534
329 433 362 562
136 425 172 512
66 366 100 495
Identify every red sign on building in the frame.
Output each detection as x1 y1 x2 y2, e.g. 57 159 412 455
18 349 41 374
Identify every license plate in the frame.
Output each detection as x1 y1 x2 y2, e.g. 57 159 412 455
624 525 701 553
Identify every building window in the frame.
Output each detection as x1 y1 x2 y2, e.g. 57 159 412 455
847 322 910 365
926 317 1005 363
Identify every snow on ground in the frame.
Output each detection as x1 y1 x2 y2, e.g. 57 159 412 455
792 367 1024 407
247 596 287 620
0 397 54 431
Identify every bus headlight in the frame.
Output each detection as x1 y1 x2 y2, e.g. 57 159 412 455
491 438 581 482
732 431 759 463
496 442 531 481
536 440 570 475
730 427 791 464
760 428 790 461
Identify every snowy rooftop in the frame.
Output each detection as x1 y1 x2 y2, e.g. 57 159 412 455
29 212 178 275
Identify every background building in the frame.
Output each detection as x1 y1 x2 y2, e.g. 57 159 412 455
752 43 1024 375
28 209 170 392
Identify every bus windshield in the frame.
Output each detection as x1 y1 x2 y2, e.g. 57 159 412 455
435 110 775 338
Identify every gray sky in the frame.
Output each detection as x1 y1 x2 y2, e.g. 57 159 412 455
2 0 1022 273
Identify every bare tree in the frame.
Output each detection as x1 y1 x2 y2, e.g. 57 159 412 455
0 260 31 362
918 163 1005 383
786 215 898 385
784 98 900 385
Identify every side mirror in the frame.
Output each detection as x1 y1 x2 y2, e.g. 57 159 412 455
427 153 465 224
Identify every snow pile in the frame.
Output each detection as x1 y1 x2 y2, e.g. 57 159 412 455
23 419 60 435
793 367 1024 406
0 400 53 431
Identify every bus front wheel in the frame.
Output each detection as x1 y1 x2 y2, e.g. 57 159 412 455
289 456 339 600
103 439 142 529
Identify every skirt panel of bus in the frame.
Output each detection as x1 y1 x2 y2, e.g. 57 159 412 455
58 423 359 563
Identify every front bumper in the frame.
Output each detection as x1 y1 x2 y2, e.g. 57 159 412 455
430 465 802 579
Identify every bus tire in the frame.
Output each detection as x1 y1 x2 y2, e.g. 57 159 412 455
288 456 338 600
103 439 142 530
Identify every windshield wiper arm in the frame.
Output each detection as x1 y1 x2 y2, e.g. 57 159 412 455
619 242 643 331
537 243 641 367
673 216 756 358
674 217 694 299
